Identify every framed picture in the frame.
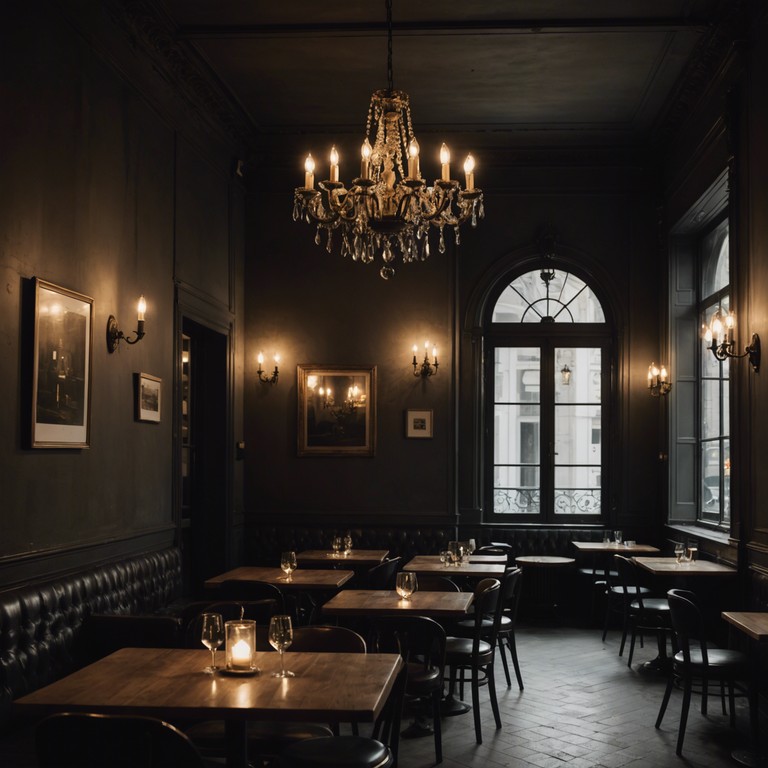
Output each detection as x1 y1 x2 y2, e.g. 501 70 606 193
135 372 162 423
297 364 376 456
30 278 93 448
406 409 433 439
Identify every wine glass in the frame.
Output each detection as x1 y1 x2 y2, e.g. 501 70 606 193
395 571 417 600
674 542 685 564
343 531 353 555
331 535 343 557
613 530 623 545
200 612 224 674
439 550 450 567
269 615 295 678
467 538 477 556
281 550 297 582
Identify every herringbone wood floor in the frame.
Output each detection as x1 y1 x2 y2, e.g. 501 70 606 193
1 622 761 767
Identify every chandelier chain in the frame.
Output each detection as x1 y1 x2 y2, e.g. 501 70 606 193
386 0 394 93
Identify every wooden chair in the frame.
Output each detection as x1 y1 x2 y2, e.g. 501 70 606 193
36 712 207 768
372 615 447 764
444 578 502 744
655 589 750 756
215 579 286 612
276 664 408 768
360 557 402 590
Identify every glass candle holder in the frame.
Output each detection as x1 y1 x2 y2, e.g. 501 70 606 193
225 620 257 672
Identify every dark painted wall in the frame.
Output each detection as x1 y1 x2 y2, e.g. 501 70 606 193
0 1 244 585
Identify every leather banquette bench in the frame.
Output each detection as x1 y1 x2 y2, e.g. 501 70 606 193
0 547 183 729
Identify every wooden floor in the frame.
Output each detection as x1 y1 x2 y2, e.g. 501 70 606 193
2 622 761 767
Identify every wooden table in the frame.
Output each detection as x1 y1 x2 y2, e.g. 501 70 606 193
403 557 505 579
410 554 507 565
322 589 474 619
296 549 389 569
204 566 355 591
572 541 660 555
722 612 767 766
14 647 402 768
632 557 737 576
514 556 576 619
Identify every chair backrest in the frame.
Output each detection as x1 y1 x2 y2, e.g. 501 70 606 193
415 575 461 592
469 578 501 651
499 567 523 625
667 589 708 665
363 557 402 589
36 712 206 768
288 624 367 653
371 664 408 765
184 600 278 648
216 580 286 612
371 615 446 675
613 555 646 607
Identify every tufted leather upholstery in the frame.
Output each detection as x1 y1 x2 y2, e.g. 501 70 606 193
0 548 181 729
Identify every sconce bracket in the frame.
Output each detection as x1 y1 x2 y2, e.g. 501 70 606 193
748 333 760 373
106 315 145 353
257 366 279 385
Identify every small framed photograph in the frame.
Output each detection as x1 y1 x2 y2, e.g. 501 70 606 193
30 278 93 448
406 409 433 439
135 372 162 423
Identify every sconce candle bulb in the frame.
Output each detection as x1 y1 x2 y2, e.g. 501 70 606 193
257 350 280 385
106 295 147 353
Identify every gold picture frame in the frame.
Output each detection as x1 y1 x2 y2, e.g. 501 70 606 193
297 364 376 456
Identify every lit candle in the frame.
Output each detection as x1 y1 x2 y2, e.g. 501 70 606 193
258 352 264 367
660 365 668 383
432 346 438 361
464 154 475 191
360 138 372 179
137 295 146 322
412 344 418 366
330 146 339 183
304 154 315 188
440 143 450 181
408 139 420 179
647 365 653 388
274 353 280 365
231 639 251 667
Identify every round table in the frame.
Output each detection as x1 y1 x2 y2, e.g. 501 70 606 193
515 556 576 620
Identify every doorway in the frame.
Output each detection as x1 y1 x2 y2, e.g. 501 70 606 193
179 316 229 596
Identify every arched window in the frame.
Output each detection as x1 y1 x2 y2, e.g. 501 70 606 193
485 266 611 523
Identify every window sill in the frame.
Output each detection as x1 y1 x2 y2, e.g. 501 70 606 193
665 523 730 546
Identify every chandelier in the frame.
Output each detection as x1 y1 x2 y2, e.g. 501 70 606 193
292 0 484 280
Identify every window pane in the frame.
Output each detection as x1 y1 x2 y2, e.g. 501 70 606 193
495 348 540 402
701 219 729 298
555 348 600 403
554 489 601 515
700 380 721 439
494 487 540 515
494 405 540 464
555 405 602 463
493 270 605 323
700 442 720 515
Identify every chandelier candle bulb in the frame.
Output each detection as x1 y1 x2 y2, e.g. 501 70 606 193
329 146 339 182
361 139 372 179
464 154 475 191
440 143 450 181
408 139 420 179
304 154 315 188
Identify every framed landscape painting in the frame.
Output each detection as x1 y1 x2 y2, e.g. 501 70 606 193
136 372 162 423
30 278 93 448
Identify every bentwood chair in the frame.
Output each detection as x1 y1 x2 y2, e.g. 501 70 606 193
216 579 286 612
613 555 673 667
183 599 279 649
36 712 207 768
372 615 447 764
276 664 408 768
655 589 750 756
361 557 402 590
444 578 502 744
601 557 652 651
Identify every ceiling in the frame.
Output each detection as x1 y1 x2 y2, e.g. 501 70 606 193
158 0 733 150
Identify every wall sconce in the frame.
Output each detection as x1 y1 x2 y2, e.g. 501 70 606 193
703 308 760 372
648 362 672 397
257 352 280 384
106 295 146 353
560 364 572 386
413 341 439 377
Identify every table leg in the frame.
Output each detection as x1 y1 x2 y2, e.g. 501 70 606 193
225 720 248 768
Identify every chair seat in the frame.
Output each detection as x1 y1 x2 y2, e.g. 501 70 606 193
578 567 619 580
279 735 391 768
673 648 748 672
445 636 492 664
608 585 651 597
406 661 442 691
629 597 670 613
186 719 333 752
